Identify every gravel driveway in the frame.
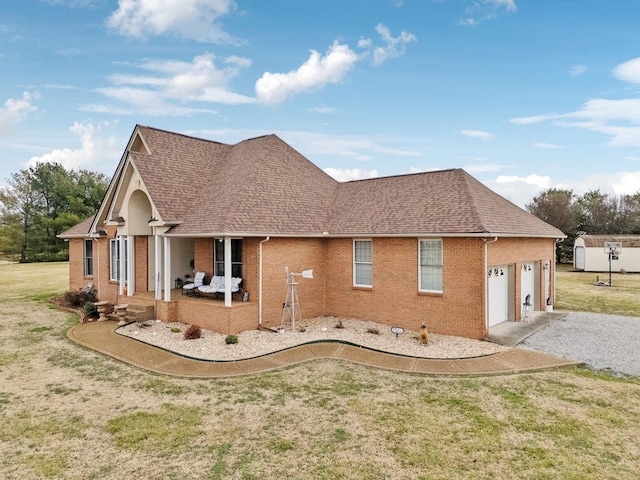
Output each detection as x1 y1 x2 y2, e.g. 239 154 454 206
518 312 640 377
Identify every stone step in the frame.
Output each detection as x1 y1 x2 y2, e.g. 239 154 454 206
106 303 155 323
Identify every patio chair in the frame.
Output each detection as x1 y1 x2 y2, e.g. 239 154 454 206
182 271 205 296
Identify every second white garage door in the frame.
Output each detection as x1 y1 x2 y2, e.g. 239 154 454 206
488 266 508 327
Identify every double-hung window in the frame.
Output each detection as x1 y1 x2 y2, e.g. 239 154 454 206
353 239 373 287
109 237 128 282
419 239 443 292
84 239 93 277
214 238 243 278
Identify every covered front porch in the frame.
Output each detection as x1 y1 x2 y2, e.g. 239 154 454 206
124 288 260 335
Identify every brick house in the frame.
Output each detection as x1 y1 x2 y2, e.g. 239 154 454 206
60 125 564 340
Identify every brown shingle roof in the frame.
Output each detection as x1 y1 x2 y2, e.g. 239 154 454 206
90 126 565 239
58 216 95 238
326 169 564 237
580 235 640 248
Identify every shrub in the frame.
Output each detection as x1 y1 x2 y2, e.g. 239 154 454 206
83 302 99 319
366 327 379 335
225 334 238 345
334 319 344 329
183 324 202 340
63 290 97 308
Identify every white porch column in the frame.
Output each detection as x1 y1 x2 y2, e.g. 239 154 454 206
154 235 162 301
127 235 135 296
224 236 232 307
163 236 172 302
118 235 126 296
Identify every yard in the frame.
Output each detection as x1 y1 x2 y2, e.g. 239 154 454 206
0 262 639 479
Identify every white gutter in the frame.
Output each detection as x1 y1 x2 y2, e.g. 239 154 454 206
258 236 270 325
482 237 499 331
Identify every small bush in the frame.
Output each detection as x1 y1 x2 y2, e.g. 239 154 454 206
334 319 344 329
183 324 202 340
170 327 181 333
83 302 99 319
225 334 238 345
64 290 97 308
366 327 379 335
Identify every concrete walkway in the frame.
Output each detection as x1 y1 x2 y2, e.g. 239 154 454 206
67 320 580 378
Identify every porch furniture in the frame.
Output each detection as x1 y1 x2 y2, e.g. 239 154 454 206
198 276 243 299
182 271 205 296
198 275 225 295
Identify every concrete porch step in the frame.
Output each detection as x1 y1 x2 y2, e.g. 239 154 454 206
106 303 155 323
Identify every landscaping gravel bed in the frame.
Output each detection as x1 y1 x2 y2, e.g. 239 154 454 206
117 316 507 361
518 312 640 377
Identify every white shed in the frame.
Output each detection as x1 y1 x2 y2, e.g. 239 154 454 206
574 235 640 272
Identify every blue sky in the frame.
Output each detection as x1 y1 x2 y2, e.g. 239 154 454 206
1 0 639 207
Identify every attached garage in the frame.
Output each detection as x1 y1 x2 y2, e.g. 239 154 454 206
488 266 509 327
574 235 640 273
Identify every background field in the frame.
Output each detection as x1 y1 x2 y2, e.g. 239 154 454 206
0 262 639 479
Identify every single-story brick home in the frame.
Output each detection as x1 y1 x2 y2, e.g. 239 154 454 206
574 234 640 273
60 125 564 340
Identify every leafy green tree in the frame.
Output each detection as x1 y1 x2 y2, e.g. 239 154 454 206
526 188 578 263
0 162 108 262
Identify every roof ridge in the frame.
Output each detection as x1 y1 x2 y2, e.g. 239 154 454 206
137 124 230 147
343 167 460 184
458 169 490 233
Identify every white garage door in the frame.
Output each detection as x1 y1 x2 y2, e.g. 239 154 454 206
488 266 508 327
521 262 535 309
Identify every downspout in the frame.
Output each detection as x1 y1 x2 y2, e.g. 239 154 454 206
482 237 499 331
258 236 270 326
93 237 100 300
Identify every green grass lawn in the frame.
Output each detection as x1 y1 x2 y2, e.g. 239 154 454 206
556 263 640 316
0 262 639 479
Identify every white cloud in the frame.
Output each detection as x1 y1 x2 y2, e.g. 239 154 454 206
27 122 119 172
255 41 359 104
613 57 640 85
511 58 640 148
324 167 379 182
534 142 562 149
484 173 551 207
485 170 640 208
461 129 495 140
84 53 253 115
459 0 517 26
368 23 417 66
107 0 240 44
0 92 38 136
510 114 559 125
570 64 587 77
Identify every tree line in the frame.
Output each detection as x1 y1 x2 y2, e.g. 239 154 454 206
0 163 109 262
526 188 640 263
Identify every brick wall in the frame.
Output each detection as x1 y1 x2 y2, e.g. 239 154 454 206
68 232 558 339
259 238 326 330
134 236 148 293
324 237 487 339
487 237 556 320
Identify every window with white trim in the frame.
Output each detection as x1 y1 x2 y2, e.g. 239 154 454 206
419 239 443 292
109 237 128 282
84 239 93 277
353 239 373 287
214 238 243 278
